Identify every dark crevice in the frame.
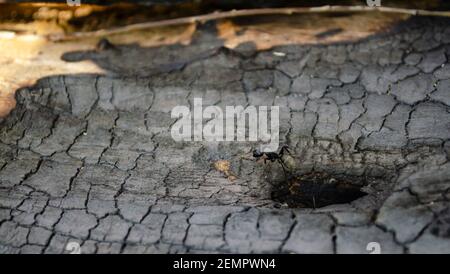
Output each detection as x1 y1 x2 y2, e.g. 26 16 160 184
272 172 369 208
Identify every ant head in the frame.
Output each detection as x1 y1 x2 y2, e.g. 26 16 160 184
253 149 263 158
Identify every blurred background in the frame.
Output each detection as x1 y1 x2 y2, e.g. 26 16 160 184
0 1 448 35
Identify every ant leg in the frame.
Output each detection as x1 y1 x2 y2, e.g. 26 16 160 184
277 158 288 175
280 156 291 170
279 146 292 158
282 146 293 156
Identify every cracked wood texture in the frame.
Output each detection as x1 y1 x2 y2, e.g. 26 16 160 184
1 14 450 254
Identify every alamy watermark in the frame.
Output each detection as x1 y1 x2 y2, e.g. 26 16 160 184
171 98 280 152
66 241 81 254
67 1 380 8
366 242 381 254
366 0 381 7
67 0 81 6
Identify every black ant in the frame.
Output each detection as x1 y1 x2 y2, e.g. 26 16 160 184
253 145 293 174
96 38 119 52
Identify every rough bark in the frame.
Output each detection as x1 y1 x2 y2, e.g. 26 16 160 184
0 15 450 254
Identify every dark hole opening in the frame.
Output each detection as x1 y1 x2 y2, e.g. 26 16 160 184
272 172 368 208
